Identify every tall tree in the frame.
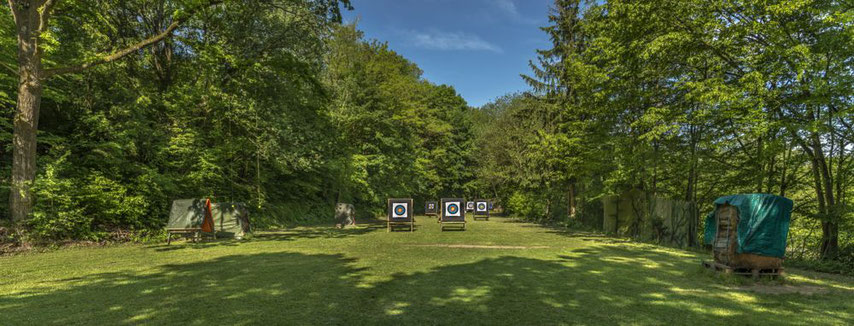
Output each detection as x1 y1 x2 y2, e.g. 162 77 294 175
4 0 351 222
5 0 218 222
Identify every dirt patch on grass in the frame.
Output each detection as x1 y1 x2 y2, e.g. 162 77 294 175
407 244 550 249
738 284 829 295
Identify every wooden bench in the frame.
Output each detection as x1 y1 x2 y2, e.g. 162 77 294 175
167 228 215 245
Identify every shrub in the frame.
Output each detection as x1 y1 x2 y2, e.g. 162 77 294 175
30 153 93 240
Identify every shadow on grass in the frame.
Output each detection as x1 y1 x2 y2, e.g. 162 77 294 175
256 222 386 241
147 221 387 251
2 244 850 325
0 252 369 325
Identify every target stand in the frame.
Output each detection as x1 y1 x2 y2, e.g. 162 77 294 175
440 198 466 231
425 201 439 223
388 198 415 232
473 200 490 221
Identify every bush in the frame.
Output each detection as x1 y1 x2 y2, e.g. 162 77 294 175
252 201 334 228
30 152 94 240
29 150 168 241
79 173 149 230
507 191 543 220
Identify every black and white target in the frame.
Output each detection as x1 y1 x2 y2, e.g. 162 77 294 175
392 202 408 219
476 201 488 213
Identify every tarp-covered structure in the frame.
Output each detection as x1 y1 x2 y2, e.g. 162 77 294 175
602 189 698 248
166 199 215 232
704 194 792 258
211 202 251 239
167 199 250 239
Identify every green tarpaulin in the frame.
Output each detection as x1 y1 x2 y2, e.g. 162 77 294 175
166 199 213 231
166 199 250 239
602 190 698 248
210 202 251 239
704 194 793 258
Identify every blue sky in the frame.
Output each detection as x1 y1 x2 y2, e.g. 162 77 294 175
342 0 553 107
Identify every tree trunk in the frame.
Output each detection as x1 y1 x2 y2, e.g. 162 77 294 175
809 133 838 259
544 197 551 222
9 0 44 222
685 124 698 202
756 135 764 193
10 66 41 222
779 141 792 197
567 180 577 220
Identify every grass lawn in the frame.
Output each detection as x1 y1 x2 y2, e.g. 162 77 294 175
1 217 852 325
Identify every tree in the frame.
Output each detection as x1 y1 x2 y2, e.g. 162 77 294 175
475 0 852 261
4 0 352 222
522 0 606 220
5 0 216 222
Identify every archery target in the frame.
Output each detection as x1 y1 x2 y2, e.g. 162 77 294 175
428 203 435 210
466 202 475 210
477 201 488 212
445 201 461 217
392 202 408 218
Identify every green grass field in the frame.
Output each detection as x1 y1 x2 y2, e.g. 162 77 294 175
1 217 852 325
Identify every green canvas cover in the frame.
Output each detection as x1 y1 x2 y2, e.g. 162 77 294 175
704 194 793 258
601 190 698 248
210 202 251 239
166 199 210 230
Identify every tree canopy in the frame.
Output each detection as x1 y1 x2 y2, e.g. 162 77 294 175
476 0 853 266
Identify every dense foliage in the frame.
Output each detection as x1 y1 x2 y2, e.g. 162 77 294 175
473 0 853 270
0 1 474 241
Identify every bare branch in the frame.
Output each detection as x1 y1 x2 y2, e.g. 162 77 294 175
0 61 18 75
41 0 222 79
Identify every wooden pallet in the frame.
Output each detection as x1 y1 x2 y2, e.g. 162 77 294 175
702 261 785 279
440 221 466 231
387 220 414 232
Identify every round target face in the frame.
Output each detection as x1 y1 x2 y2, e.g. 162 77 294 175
392 203 408 218
445 202 461 217
477 202 487 211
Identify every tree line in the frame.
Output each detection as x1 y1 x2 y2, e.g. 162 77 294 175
475 0 852 266
1 0 478 240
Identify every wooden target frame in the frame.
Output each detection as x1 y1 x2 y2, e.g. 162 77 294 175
388 198 415 232
473 199 490 221
440 198 466 231
425 201 438 217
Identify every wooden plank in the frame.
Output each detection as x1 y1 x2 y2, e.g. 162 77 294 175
702 260 785 277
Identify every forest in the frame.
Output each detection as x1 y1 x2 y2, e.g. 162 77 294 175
1 0 852 274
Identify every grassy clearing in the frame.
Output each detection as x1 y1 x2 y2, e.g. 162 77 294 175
1 217 852 325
